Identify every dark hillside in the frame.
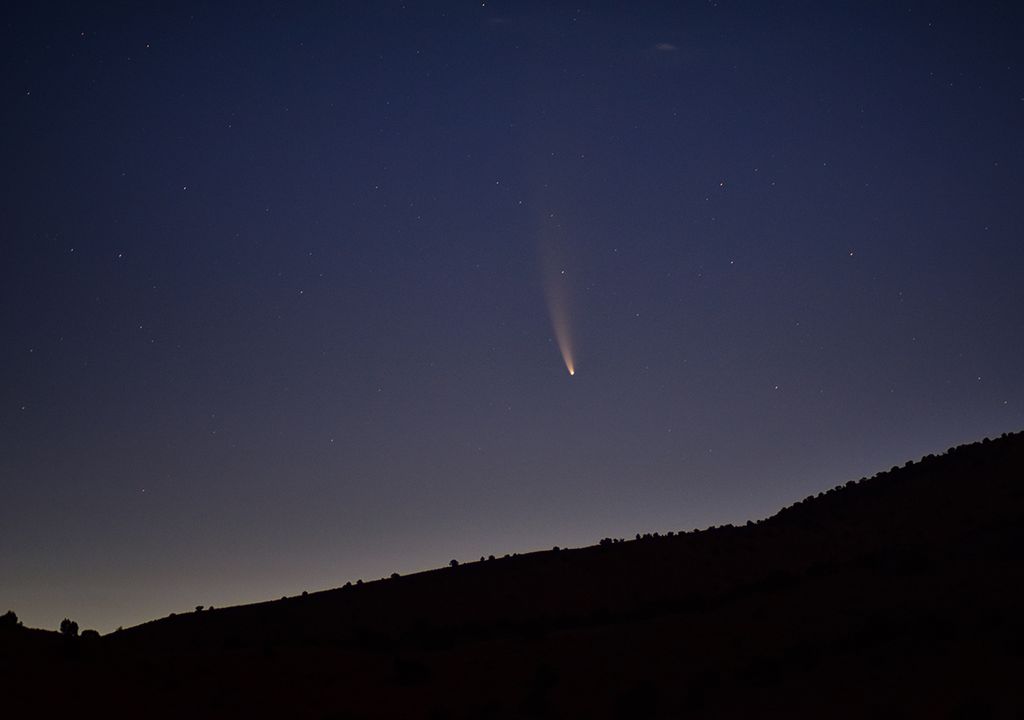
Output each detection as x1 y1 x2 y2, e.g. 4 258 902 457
4 432 1023 718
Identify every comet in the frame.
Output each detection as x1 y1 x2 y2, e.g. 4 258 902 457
540 226 576 377
545 282 575 377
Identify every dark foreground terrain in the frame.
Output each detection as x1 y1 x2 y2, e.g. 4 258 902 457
4 432 1024 719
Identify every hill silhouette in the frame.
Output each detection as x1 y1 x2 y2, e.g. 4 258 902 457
3 431 1023 718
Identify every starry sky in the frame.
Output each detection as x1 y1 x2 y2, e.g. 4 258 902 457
3 1 1023 633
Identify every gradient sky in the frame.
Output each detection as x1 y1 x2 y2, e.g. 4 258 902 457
3 1 1023 633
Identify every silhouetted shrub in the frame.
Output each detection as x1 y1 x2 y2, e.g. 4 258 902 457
552 546 560 552
488 555 495 561
343 581 352 588
390 572 400 579
80 629 100 640
0 610 17 628
600 538 613 546
449 559 459 567
60 618 79 638
195 605 204 612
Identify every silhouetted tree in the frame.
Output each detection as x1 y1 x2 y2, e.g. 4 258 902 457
195 605 204 612
80 629 100 640
449 559 459 567
59 618 79 638
0 610 17 628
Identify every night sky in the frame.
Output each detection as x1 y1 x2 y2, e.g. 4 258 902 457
3 2 1023 633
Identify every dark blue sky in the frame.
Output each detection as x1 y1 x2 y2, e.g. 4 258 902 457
3 1 1023 632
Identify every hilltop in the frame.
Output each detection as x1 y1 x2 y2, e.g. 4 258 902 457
3 431 1023 718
